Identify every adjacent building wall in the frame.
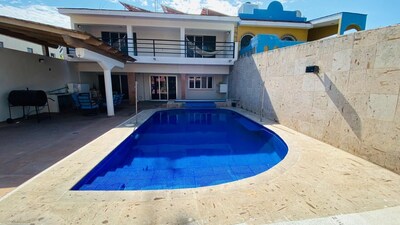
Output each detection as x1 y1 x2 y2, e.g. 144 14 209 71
0 48 79 122
230 24 400 174
237 26 308 42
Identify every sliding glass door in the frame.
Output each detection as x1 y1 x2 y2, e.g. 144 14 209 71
150 76 177 100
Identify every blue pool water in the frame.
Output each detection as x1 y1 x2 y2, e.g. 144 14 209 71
72 109 288 190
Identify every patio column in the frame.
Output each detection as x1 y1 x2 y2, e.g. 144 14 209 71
75 48 125 117
180 27 185 57
103 69 114 116
127 25 134 57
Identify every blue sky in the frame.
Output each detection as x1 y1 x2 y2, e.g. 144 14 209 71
0 0 399 29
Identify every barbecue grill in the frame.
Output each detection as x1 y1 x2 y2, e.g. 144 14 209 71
8 90 51 122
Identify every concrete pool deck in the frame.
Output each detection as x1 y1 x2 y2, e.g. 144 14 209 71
0 108 399 224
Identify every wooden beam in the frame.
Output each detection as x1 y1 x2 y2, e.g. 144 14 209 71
0 28 59 48
62 35 125 63
0 16 92 40
0 24 67 42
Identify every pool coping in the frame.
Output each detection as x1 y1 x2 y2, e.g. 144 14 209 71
1 107 400 224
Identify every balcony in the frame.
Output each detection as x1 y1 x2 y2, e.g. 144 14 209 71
103 38 238 65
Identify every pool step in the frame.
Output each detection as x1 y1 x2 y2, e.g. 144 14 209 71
184 102 216 109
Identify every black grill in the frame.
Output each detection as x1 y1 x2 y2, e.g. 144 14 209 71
8 90 50 122
8 90 48 106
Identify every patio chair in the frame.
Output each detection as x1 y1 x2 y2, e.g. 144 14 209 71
114 93 124 106
102 93 124 109
77 93 99 114
71 92 80 109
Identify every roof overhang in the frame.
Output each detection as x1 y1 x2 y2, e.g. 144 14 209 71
239 20 312 29
309 13 342 28
0 15 135 63
58 8 239 23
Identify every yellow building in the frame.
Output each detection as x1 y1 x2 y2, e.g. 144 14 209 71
237 1 367 54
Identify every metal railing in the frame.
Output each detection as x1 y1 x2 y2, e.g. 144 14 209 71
103 38 235 59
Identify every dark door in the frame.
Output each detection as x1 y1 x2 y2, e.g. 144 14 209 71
168 76 177 99
151 76 160 100
120 75 129 99
98 74 129 99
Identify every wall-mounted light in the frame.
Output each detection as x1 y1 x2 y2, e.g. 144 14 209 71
38 58 45 63
305 65 319 74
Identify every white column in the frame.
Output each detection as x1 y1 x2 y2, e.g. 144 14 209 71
103 69 114 116
127 25 134 57
75 48 125 117
180 27 185 57
229 27 234 42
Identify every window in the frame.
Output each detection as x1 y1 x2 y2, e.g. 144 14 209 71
186 35 216 58
281 34 297 41
27 48 33 53
101 32 137 55
0 41 3 48
188 76 213 89
240 34 254 49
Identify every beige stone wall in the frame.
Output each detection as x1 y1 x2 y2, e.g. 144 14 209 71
229 24 400 173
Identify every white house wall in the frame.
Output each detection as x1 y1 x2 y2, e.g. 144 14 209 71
0 48 79 122
185 75 226 100
71 15 235 35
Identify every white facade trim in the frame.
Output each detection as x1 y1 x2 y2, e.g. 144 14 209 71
76 62 230 75
239 20 312 29
133 55 236 65
309 13 341 28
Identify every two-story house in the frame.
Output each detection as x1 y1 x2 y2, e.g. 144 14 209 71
59 5 239 104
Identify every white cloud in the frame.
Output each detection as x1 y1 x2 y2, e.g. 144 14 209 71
0 4 71 28
140 0 149 6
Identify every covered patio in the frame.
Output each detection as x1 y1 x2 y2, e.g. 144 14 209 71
0 15 135 118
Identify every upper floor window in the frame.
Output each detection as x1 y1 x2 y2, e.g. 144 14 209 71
240 34 254 49
186 35 216 58
27 47 33 53
0 41 3 48
188 76 213 89
101 32 137 56
281 34 297 41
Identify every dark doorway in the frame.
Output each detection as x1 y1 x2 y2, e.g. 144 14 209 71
98 74 129 100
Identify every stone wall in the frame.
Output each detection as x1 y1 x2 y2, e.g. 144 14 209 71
229 24 400 173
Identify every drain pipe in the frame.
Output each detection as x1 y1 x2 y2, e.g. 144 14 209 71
135 81 138 125
260 81 265 122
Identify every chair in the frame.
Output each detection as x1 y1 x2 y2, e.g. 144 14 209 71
77 93 99 114
71 92 80 109
114 93 124 106
102 93 124 109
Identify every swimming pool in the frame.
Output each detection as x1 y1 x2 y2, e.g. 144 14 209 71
72 109 288 190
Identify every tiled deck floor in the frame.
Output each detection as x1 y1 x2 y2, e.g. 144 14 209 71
0 107 399 224
0 101 164 197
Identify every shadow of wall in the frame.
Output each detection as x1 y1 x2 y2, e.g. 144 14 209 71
229 55 278 123
229 25 400 174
